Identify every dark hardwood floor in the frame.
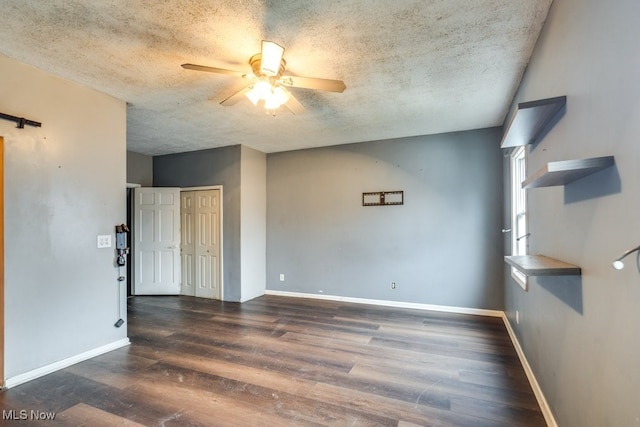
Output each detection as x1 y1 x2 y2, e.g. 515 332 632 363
0 295 546 426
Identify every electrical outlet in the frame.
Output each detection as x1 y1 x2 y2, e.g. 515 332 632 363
97 235 112 248
279 273 285 281
391 282 396 289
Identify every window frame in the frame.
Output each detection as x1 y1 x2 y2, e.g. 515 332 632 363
510 146 528 290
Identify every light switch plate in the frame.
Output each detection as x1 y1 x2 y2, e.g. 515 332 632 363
97 235 112 248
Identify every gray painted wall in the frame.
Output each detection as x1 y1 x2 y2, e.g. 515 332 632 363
154 145 267 302
267 129 505 309
503 0 640 425
154 145 242 301
0 54 127 379
240 145 266 302
126 151 153 186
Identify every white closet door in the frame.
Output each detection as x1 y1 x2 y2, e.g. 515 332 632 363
133 187 181 295
180 191 196 296
194 190 221 299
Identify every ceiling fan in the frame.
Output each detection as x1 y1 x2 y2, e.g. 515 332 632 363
182 41 346 115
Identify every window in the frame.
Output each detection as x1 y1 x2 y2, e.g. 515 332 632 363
510 146 528 290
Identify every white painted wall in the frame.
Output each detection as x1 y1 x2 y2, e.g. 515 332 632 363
240 145 266 302
503 0 640 425
127 151 153 186
0 54 127 380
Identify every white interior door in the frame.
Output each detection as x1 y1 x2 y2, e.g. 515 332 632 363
180 191 195 296
194 190 221 299
133 187 181 295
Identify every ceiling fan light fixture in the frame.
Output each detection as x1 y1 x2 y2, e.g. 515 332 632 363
264 86 291 110
260 41 285 76
246 80 291 111
245 79 272 105
245 89 260 106
183 39 345 115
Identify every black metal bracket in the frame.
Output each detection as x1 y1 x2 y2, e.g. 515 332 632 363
0 112 42 129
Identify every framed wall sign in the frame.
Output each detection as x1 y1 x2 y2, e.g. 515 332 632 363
362 191 404 206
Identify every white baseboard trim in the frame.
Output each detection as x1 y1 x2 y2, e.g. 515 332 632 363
4 338 130 389
265 290 504 317
501 315 557 427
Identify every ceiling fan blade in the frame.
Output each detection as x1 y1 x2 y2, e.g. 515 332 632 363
279 75 346 93
182 63 248 78
284 94 305 115
219 84 253 106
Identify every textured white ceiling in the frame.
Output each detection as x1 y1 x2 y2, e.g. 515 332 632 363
0 1 552 155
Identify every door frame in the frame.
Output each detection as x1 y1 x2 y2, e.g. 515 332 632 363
126 183 141 297
1 137 5 386
180 185 224 301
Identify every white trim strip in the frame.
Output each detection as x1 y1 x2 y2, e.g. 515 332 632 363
502 315 557 427
4 338 130 389
265 290 503 317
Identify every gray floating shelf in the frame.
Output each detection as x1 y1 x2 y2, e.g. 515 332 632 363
522 156 614 189
505 255 581 276
501 96 566 148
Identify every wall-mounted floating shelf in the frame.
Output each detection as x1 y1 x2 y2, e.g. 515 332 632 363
522 156 614 189
501 96 566 148
505 255 581 276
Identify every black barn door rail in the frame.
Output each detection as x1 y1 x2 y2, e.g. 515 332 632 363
0 111 42 128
